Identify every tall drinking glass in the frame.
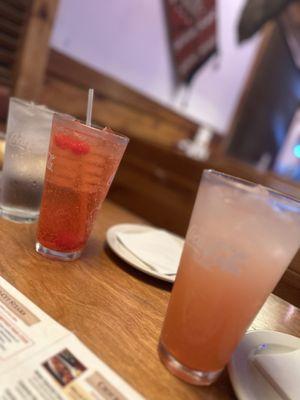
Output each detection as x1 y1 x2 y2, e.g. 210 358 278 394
36 114 129 261
1 98 56 222
158 170 300 385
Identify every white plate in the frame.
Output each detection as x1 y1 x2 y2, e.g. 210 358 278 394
228 330 300 400
106 224 184 283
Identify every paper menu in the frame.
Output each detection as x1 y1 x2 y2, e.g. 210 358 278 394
0 277 144 400
0 335 143 400
0 277 69 376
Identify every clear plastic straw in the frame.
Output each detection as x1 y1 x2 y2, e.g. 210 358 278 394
86 88 94 126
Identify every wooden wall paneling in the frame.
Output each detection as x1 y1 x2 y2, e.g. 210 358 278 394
110 165 195 235
109 137 300 234
109 139 200 235
0 1 28 25
41 76 194 147
0 84 9 120
0 16 24 38
47 50 198 137
0 66 11 86
12 0 58 101
0 47 15 65
3 0 30 11
0 31 18 51
42 51 227 151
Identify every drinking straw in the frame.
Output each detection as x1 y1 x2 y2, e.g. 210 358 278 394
86 88 94 126
79 88 94 238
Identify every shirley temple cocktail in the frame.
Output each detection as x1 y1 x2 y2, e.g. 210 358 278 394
159 170 300 385
36 114 128 260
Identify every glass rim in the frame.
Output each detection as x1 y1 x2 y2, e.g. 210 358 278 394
9 97 56 116
204 169 300 207
53 113 129 144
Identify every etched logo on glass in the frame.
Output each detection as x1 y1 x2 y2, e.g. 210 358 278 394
188 226 246 276
7 132 31 152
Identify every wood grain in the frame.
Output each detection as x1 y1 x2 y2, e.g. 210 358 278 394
47 49 199 136
13 0 58 101
110 137 300 234
43 50 225 151
0 200 299 399
0 31 18 51
0 1 27 25
0 85 9 120
40 77 192 147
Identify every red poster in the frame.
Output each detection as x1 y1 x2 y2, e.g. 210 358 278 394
164 0 217 83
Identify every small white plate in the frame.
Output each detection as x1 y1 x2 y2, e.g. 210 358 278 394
228 330 300 400
106 224 184 283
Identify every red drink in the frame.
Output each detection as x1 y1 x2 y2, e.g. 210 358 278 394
36 114 128 260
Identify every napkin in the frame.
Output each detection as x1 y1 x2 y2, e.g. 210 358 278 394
117 229 183 275
253 348 300 400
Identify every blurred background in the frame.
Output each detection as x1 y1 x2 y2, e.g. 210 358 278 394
1 0 300 304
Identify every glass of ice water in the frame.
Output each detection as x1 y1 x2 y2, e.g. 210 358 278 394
1 98 56 223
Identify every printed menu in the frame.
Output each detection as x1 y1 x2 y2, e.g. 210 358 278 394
0 277 144 400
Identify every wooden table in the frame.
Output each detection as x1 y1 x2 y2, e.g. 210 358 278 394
0 200 299 399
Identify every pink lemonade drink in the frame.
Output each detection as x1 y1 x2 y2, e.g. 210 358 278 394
159 170 300 385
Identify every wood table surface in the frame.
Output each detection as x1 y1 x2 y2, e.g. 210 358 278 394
0 200 299 399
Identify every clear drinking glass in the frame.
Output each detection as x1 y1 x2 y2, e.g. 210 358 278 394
158 170 300 385
1 98 55 222
36 114 129 261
